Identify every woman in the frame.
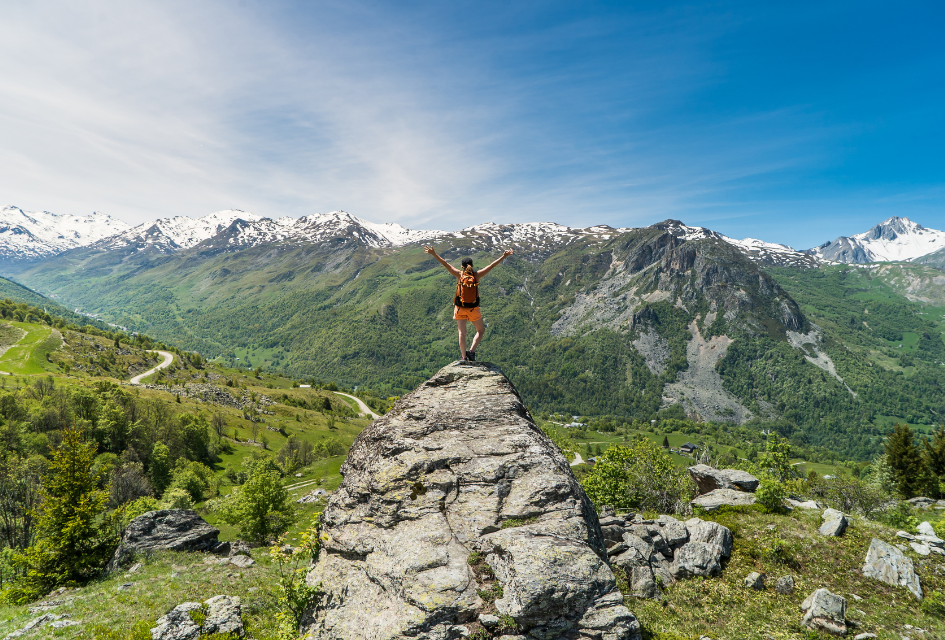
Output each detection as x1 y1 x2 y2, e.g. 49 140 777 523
423 245 513 361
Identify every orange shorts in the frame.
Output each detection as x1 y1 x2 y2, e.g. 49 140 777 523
453 306 482 322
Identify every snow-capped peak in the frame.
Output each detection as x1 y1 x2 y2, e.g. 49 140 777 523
101 209 263 252
808 216 945 263
0 205 130 260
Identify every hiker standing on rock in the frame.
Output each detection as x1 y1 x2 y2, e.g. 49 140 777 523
424 245 513 362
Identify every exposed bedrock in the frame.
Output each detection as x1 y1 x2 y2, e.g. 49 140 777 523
302 361 640 640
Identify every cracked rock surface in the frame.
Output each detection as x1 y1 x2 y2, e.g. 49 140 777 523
302 361 640 640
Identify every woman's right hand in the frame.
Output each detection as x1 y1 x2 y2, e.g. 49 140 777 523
424 245 436 255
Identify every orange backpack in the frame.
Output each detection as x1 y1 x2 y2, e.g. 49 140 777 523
456 270 479 307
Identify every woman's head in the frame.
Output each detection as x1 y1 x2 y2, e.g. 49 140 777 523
461 258 474 273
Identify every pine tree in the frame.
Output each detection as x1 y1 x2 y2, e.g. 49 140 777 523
923 425 945 497
14 428 117 600
885 423 924 498
662 436 669 449
148 442 172 496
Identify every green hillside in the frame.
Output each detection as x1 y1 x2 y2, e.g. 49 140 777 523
13 224 945 460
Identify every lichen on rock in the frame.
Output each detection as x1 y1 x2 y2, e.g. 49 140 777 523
302 362 641 640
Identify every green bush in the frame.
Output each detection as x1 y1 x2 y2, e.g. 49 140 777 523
754 475 786 513
123 497 160 526
218 469 295 545
581 439 695 514
160 488 194 510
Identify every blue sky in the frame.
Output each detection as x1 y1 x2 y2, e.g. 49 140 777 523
1 1 942 248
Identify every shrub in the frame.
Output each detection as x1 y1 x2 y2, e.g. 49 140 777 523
754 475 787 513
270 520 322 639
123 497 160 526
878 501 919 530
166 460 215 503
581 440 695 514
160 488 194 510
218 469 296 545
807 475 889 519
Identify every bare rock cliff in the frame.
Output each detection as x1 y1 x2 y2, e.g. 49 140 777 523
303 362 640 640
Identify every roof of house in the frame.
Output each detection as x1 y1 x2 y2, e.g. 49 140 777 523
681 442 699 449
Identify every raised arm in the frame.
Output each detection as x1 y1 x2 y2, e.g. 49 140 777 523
424 245 461 278
476 249 514 279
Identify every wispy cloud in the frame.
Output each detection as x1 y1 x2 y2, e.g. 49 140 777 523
0 1 942 249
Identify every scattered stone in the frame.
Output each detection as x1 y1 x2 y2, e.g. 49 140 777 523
917 521 937 536
862 538 923 600
203 595 245 637
228 540 253 557
607 542 629 556
3 614 73 639
478 614 500 628
915 534 944 547
107 509 222 573
800 588 847 636
691 488 756 511
657 515 689 547
819 509 848 537
688 465 760 494
117 583 134 591
228 555 255 569
775 575 795 595
744 572 764 590
897 531 917 541
296 489 328 504
302 363 642 640
686 518 734 557
907 497 935 509
671 542 723 579
850 593 862 601
853 634 877 640
786 498 821 510
151 596 244 640
765 524 777 531
911 543 931 557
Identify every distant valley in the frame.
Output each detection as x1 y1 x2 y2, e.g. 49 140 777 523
2 205 945 461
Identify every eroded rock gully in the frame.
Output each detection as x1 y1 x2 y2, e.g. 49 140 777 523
303 362 640 640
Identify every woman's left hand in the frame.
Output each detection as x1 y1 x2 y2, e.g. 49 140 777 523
503 249 514 258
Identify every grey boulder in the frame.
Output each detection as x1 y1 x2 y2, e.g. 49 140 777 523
150 596 244 640
862 538 923 600
775 575 795 595
108 510 222 573
686 518 734 557
690 489 756 512
800 588 846 636
688 465 760 494
302 362 641 640
744 572 764 590
819 509 848 537
671 542 723 579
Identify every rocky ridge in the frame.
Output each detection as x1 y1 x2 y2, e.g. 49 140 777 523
303 361 641 640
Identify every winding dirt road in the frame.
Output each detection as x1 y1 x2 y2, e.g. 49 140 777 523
130 350 175 384
334 391 380 419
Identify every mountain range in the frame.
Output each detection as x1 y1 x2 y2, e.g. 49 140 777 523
1 204 942 269
1 204 945 461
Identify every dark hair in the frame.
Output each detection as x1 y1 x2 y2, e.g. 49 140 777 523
461 258 473 268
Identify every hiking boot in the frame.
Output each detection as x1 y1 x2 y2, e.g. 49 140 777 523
467 351 476 361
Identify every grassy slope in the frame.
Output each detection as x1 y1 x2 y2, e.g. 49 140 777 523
0 550 285 639
634 507 945 640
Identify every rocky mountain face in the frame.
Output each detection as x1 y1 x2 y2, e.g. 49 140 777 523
806 216 945 264
304 362 641 640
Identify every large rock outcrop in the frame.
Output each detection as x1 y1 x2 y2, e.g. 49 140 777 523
303 362 640 640
107 510 224 573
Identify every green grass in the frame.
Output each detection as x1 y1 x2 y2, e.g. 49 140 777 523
632 507 945 639
0 322 56 374
0 551 285 639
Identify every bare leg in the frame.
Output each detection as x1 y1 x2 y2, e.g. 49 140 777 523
469 317 486 353
456 319 468 358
